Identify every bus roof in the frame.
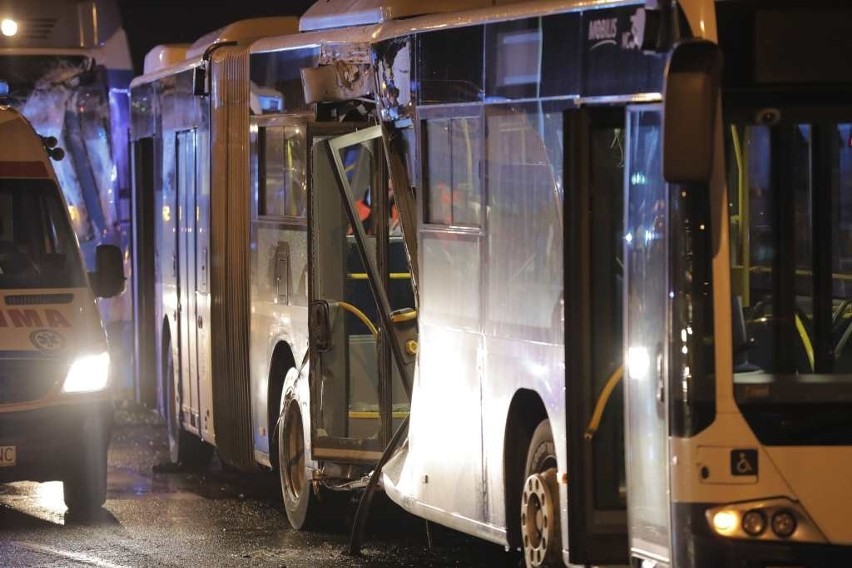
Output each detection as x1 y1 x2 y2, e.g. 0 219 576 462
133 17 300 87
186 17 299 59
298 0 495 32
143 45 192 75
256 0 635 54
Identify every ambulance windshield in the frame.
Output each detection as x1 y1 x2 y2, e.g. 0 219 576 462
0 179 87 289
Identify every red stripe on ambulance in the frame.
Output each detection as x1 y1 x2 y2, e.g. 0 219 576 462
0 309 71 328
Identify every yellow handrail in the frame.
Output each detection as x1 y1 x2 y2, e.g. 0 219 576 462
337 301 378 336
347 272 411 280
391 309 417 323
794 313 814 372
584 366 624 441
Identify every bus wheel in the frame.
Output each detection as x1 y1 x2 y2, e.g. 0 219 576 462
165 342 212 468
521 419 562 567
279 398 327 530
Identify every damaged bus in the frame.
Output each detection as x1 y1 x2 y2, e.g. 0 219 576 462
131 0 852 566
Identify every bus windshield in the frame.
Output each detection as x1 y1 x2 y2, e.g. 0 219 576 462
0 55 91 105
726 111 852 444
0 179 87 289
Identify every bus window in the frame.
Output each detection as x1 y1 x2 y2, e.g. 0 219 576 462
423 117 482 227
484 105 562 343
727 115 852 443
258 125 307 218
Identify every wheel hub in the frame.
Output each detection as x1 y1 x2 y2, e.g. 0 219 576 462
521 469 558 567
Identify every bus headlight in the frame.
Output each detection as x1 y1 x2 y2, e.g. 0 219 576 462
705 498 824 543
711 510 738 534
61 352 110 393
741 509 767 536
771 510 797 538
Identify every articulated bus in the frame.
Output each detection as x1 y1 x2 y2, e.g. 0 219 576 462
131 0 852 566
0 0 135 394
358 1 852 567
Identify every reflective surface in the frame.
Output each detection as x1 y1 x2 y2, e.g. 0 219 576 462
0 405 519 567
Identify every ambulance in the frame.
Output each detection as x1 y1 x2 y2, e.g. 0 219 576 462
0 106 124 515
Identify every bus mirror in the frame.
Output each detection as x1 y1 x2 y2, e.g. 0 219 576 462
663 39 723 184
309 301 332 353
90 244 125 298
193 65 207 97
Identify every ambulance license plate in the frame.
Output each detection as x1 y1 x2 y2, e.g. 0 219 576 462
0 446 16 467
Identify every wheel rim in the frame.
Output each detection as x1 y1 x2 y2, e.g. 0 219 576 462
281 405 305 502
521 469 558 567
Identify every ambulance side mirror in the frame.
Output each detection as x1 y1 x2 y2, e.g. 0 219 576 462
90 244 125 298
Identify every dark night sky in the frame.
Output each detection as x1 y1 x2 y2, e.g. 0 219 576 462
116 1 316 73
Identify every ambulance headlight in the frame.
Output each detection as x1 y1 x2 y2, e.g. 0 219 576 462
61 352 110 393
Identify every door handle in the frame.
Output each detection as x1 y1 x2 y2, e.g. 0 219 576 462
656 345 665 404
275 250 290 303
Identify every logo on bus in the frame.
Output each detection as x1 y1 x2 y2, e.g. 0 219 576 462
29 329 67 353
588 8 645 51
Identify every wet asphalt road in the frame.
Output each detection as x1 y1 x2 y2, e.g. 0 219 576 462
0 402 522 567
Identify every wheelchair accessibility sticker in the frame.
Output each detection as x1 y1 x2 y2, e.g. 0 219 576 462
731 449 758 477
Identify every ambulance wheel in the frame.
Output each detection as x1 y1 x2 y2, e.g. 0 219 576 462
165 342 213 468
64 417 109 515
279 398 330 530
521 419 562 567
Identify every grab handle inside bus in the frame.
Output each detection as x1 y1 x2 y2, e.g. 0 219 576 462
662 39 723 184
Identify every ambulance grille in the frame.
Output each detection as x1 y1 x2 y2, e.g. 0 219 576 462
5 294 74 305
0 358 65 404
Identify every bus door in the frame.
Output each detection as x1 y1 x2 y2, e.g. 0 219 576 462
564 107 629 565
176 129 202 433
623 106 673 567
249 114 310 456
309 124 415 463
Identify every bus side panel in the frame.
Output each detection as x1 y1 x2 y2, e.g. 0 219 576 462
482 340 566 531
249 224 309 458
411 232 484 522
195 121 214 444
159 129 178 401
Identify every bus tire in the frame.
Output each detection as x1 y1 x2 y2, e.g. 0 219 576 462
279 397 324 530
63 415 109 516
165 342 213 468
521 419 562 567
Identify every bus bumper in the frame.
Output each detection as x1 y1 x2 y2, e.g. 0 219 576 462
673 503 852 568
0 399 113 483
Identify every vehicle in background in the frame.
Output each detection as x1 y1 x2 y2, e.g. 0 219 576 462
0 106 125 515
0 0 134 396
